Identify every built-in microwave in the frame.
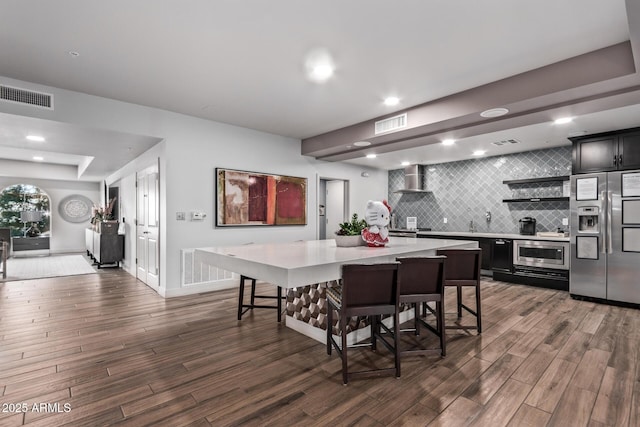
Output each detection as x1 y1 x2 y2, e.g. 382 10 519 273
513 240 569 270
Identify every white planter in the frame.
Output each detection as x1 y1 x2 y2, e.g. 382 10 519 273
334 234 365 247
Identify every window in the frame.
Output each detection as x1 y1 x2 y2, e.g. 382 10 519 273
0 184 50 237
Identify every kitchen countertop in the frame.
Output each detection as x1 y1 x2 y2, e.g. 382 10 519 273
416 231 570 242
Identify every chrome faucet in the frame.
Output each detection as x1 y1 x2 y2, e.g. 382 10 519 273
469 220 477 232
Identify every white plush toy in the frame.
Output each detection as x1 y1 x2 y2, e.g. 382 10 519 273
361 200 392 247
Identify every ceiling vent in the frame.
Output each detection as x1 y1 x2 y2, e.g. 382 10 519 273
491 138 520 146
375 113 407 135
0 85 53 110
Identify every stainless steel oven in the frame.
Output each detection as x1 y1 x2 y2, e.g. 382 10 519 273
513 240 569 270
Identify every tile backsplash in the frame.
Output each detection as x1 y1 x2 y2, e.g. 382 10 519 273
388 146 572 234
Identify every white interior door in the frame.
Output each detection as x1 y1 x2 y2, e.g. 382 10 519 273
326 180 346 239
136 164 160 287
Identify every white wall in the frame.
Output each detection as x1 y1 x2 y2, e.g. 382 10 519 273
0 75 388 296
0 176 100 253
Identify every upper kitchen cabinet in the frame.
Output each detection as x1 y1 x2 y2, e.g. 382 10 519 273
571 127 640 174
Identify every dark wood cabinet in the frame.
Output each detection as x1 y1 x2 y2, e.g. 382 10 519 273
86 229 124 267
12 236 50 252
572 127 640 174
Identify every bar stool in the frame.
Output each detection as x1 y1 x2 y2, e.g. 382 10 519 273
396 256 446 357
326 263 400 384
237 275 284 322
436 248 482 333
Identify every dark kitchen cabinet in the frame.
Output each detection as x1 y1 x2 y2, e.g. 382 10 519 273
571 127 640 174
491 238 512 273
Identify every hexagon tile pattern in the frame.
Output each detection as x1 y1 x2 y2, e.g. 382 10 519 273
388 147 572 234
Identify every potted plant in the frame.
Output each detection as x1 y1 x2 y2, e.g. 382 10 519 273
334 214 367 247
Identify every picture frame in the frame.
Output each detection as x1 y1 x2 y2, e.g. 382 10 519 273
216 168 307 226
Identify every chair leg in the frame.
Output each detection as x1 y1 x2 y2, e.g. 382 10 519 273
414 303 420 336
456 286 463 318
438 301 446 357
327 304 333 355
371 315 377 352
476 283 482 333
237 276 246 321
250 278 257 306
341 315 348 385
277 286 282 323
394 310 401 378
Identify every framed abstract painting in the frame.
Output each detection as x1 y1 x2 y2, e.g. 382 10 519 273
216 168 307 226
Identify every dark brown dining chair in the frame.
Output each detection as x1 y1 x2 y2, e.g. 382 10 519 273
436 248 482 333
326 263 400 384
396 256 446 357
237 275 284 322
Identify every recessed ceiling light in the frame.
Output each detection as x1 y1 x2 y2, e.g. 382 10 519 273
480 108 509 118
68 51 80 57
554 117 573 125
311 64 334 81
353 141 371 147
304 48 335 83
32 156 44 161
366 154 377 159
472 150 486 156
401 161 410 166
26 135 45 142
442 139 455 146
384 97 399 106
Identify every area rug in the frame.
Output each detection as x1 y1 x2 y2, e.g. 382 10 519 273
2 254 96 281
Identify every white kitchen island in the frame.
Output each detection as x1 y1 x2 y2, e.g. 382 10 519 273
194 237 477 342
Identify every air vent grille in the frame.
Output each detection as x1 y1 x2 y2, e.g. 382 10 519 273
0 85 53 109
375 113 407 135
491 138 520 146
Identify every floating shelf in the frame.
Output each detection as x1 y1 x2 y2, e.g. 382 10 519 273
503 175 570 185
503 197 570 203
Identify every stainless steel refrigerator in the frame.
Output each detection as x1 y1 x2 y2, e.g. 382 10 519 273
570 171 640 304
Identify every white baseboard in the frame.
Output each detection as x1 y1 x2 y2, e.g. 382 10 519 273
163 278 238 298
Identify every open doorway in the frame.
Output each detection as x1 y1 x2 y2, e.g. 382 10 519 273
318 178 348 240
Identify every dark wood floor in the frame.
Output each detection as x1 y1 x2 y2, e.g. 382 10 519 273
0 271 638 426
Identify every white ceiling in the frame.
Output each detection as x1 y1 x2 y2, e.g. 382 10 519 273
0 0 635 175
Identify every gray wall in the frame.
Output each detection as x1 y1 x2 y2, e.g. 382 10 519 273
388 146 572 234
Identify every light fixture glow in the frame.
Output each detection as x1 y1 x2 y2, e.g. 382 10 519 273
472 150 486 156
353 141 371 147
401 161 410 166
442 139 455 146
384 96 399 106
311 64 334 81
366 154 377 159
480 108 509 118
26 135 45 142
554 117 573 125
304 48 335 83
32 156 44 161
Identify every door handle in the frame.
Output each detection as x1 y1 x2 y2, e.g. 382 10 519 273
607 190 613 254
618 154 623 167
601 190 607 254
143 231 150 234
613 154 617 167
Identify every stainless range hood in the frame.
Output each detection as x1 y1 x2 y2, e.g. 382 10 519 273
394 164 430 193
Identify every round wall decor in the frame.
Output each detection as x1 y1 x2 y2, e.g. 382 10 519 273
58 194 94 223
